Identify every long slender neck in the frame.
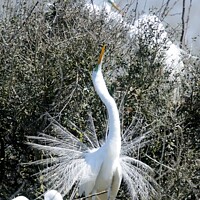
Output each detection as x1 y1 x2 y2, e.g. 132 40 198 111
92 65 121 144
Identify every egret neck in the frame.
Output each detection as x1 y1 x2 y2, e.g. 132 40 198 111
92 45 121 150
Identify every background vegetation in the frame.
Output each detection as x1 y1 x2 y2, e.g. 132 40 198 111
0 0 199 199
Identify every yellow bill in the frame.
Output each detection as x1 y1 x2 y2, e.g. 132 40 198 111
98 44 106 65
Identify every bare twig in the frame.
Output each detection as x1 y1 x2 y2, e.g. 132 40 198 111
179 0 193 48
8 1 39 43
161 0 171 19
145 154 175 171
134 0 138 21
9 182 26 200
22 1 39 26
180 0 186 48
74 190 108 200
161 0 179 20
185 0 193 47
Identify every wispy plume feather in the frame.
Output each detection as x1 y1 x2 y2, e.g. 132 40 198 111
27 114 159 199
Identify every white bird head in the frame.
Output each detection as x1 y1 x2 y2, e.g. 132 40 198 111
107 0 122 13
89 0 122 13
44 190 63 200
11 196 29 200
11 190 63 200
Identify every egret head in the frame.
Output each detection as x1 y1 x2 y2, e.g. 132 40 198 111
107 0 122 13
44 190 63 200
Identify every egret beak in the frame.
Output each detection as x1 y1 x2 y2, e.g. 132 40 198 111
108 0 122 13
93 44 106 71
98 44 106 65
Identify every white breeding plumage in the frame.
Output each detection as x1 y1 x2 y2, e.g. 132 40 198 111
28 45 158 199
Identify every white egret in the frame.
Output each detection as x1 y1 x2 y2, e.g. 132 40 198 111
11 190 63 200
28 45 158 199
78 44 122 199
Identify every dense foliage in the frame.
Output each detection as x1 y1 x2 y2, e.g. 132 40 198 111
0 0 199 199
